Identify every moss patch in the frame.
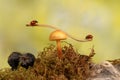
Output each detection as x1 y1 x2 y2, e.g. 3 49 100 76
0 43 96 80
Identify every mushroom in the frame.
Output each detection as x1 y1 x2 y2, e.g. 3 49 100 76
49 30 67 58
8 52 22 70
20 53 35 69
26 20 93 42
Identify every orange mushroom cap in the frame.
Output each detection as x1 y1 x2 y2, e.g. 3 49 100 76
49 30 67 41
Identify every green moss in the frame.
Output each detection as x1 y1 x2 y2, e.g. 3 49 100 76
0 43 95 80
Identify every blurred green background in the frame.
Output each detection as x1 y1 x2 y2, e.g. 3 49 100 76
0 0 120 68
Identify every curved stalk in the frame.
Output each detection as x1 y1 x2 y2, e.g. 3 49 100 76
26 21 92 42
33 24 59 30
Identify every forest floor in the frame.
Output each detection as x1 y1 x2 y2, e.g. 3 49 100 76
0 43 120 80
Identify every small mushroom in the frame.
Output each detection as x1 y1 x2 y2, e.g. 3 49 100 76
49 30 67 59
20 53 35 69
8 52 22 70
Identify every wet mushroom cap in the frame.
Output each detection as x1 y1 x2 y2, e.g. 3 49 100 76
20 53 35 69
8 52 22 70
49 30 67 41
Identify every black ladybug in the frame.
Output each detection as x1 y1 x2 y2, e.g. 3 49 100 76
20 53 35 69
8 52 22 70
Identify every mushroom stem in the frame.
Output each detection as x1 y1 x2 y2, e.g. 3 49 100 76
56 40 62 59
26 21 93 42
29 24 91 42
38 24 59 30
65 33 92 42
27 24 59 30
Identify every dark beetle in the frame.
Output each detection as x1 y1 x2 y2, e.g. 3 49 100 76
26 20 38 26
20 53 35 69
8 52 22 70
